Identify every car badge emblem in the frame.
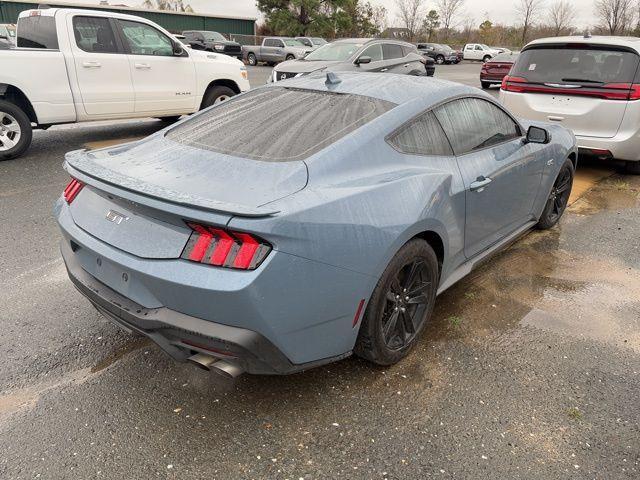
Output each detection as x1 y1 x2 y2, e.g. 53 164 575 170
280 73 287 80
105 210 129 225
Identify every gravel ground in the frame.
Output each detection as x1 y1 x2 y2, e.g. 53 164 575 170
0 63 638 479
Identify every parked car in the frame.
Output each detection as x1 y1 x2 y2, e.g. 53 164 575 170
417 42 458 64
0 23 16 47
0 7 249 160
463 43 500 62
243 37 312 66
440 43 463 62
480 52 519 89
295 36 327 50
57 72 576 376
182 30 242 59
500 35 640 174
270 38 432 82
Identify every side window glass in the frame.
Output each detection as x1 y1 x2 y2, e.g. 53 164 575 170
382 43 404 60
360 44 383 62
388 111 453 156
434 98 520 155
73 16 118 53
119 20 173 56
275 40 285 48
475 45 483 50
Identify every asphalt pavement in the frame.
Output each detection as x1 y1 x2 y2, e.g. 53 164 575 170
0 63 638 479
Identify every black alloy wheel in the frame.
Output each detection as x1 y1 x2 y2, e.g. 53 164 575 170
537 159 574 229
355 239 439 366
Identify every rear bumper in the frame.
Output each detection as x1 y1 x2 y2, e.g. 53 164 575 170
56 201 369 373
65 250 313 374
575 133 640 162
480 74 505 83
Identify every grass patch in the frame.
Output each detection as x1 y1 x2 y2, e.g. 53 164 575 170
448 315 462 327
567 407 582 420
464 292 476 300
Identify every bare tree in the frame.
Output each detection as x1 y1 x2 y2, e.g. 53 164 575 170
594 0 634 34
549 0 576 35
515 0 544 45
395 0 426 41
437 0 465 41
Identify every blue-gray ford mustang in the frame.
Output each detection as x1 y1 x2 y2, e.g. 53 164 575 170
56 72 577 377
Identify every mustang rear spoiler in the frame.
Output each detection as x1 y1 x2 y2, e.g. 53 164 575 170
64 150 280 218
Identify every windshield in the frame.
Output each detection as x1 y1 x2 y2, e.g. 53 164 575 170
284 39 305 47
511 46 640 84
203 31 226 42
480 44 490 49
311 37 327 45
6 26 16 37
304 42 362 61
440 44 452 51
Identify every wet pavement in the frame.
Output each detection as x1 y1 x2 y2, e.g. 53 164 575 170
0 65 639 479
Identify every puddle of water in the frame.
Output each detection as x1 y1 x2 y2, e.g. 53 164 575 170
424 175 640 353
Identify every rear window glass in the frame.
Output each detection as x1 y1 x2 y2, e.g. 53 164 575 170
511 46 640 84
165 87 395 162
17 15 58 49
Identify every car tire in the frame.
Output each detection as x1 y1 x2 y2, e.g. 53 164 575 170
355 239 439 366
536 159 574 230
247 53 257 66
201 85 236 109
481 81 491 89
285 54 295 61
482 55 491 63
436 55 445 65
0 99 32 161
156 115 181 123
625 161 640 175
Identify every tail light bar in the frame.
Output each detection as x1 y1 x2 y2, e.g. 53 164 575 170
63 178 84 204
501 75 640 100
181 223 271 270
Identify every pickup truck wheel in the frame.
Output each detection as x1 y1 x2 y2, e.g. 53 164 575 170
0 100 32 161
201 86 236 109
482 55 491 63
247 53 257 66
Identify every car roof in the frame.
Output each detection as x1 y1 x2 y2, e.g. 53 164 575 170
526 35 640 53
270 71 481 107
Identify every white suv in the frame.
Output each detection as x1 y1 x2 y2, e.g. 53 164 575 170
463 43 500 62
500 36 640 174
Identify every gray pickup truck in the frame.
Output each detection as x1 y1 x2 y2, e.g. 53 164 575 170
243 37 312 66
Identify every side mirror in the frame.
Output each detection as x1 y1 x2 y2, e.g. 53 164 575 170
172 41 185 56
526 125 550 144
355 56 371 65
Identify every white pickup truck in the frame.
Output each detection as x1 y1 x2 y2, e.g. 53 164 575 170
0 7 250 160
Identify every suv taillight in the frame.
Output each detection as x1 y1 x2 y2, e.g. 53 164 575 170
501 76 640 100
63 178 84 204
501 75 526 91
181 223 271 270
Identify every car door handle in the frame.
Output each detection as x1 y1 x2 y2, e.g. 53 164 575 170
380 68 388 72
82 61 101 68
470 176 492 191
135 63 151 69
404 63 410 67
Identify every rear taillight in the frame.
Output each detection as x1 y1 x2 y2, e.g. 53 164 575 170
501 76 640 100
181 223 271 270
63 178 84 204
501 75 526 91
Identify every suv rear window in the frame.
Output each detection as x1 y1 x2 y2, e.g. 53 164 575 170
17 15 58 49
511 45 640 84
166 87 395 162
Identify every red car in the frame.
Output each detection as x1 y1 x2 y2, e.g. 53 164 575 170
480 53 519 89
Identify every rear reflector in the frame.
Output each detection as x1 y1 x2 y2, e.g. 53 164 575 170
181 223 271 270
63 178 84 204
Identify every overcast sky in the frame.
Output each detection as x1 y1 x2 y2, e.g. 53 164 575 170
77 0 598 28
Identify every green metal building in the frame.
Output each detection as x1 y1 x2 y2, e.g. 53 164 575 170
0 0 256 35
